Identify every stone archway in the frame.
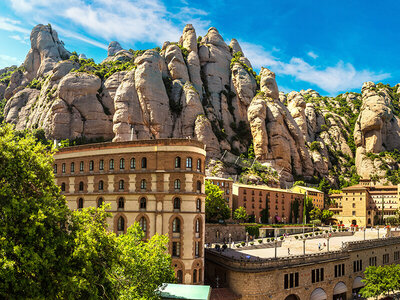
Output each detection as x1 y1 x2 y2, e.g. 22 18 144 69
333 281 348 300
310 288 327 300
285 294 300 300
352 219 357 225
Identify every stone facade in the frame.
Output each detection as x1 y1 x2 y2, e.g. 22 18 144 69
53 139 206 285
233 183 305 224
205 237 400 299
205 224 246 244
329 183 400 227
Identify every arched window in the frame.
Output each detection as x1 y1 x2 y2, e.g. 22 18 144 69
141 157 147 169
177 270 183 283
140 179 147 190
198 269 202 282
193 269 197 283
54 164 57 173
196 219 200 233
139 217 147 233
62 163 66 173
186 157 192 169
175 157 181 168
174 179 181 190
97 197 104 208
174 198 181 210
78 198 84 209
197 159 201 171
172 218 181 233
140 197 146 209
196 180 202 192
118 197 125 209
61 182 66 191
119 180 124 190
109 159 114 170
98 180 104 191
130 158 136 169
79 181 84 191
80 161 84 171
120 158 125 169
117 216 125 232
99 159 104 170
70 162 75 173
89 160 94 171
196 199 201 212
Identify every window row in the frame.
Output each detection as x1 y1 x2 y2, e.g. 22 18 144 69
61 179 203 193
174 157 202 171
76 197 202 213
55 157 148 174
176 268 202 284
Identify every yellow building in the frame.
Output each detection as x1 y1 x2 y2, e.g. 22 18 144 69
329 184 400 227
291 185 325 209
53 139 206 285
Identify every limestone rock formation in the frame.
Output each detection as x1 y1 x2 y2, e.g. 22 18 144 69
108 41 123 56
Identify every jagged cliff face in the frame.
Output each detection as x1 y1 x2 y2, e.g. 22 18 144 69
2 23 400 187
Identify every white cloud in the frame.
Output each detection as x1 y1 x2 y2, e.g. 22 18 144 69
0 17 30 34
241 42 390 94
53 26 108 50
307 51 318 59
8 0 209 48
9 34 29 44
0 54 21 68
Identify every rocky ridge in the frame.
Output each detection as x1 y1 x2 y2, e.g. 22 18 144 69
1 23 400 188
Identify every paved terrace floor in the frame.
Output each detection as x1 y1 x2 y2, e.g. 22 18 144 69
221 229 394 259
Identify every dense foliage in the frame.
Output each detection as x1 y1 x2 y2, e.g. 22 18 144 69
205 180 231 222
0 124 175 299
233 206 248 222
361 265 400 298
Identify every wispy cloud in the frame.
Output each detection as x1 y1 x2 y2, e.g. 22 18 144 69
9 34 29 44
307 51 318 59
0 17 30 34
241 42 390 94
7 0 209 48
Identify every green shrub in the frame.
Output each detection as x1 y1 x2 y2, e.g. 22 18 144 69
236 244 240 248
310 141 321 151
280 236 284 241
250 242 254 245
295 236 299 239
267 238 270 242
271 237 275 242
333 229 337 232
241 242 245 246
304 234 308 238
258 239 262 244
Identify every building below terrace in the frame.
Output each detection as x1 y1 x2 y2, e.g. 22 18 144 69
206 235 400 300
53 139 206 285
233 183 305 224
329 182 400 227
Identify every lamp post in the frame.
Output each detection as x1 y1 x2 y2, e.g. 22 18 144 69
228 233 232 248
303 237 306 255
377 226 380 239
364 227 366 241
274 239 277 258
246 232 249 245
327 235 330 252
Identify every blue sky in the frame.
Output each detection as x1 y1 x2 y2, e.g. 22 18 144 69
0 0 399 96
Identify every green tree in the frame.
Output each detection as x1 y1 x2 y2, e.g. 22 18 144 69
293 180 305 187
233 206 248 222
304 197 314 223
361 265 400 298
260 208 269 224
0 124 175 299
321 210 334 223
318 178 331 194
310 207 322 221
205 180 231 222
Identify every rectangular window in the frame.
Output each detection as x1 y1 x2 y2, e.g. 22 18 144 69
70 162 75 173
284 272 299 289
395 251 400 261
62 163 66 173
195 241 200 257
311 268 324 283
99 160 104 170
354 259 362 272
369 256 377 266
80 161 84 172
383 254 389 264
54 164 57 173
172 242 180 257
89 161 94 171
334 264 345 278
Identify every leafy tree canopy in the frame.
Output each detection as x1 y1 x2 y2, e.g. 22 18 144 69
233 206 248 222
205 180 231 222
0 124 174 299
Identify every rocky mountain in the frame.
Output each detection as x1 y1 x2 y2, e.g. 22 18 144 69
1 23 400 188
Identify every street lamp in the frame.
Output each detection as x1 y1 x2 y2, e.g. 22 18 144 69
327 234 330 252
364 227 366 241
377 226 380 239
303 237 306 255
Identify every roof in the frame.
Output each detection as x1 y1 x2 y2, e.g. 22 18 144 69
206 176 234 182
157 283 211 300
292 185 323 193
233 183 304 196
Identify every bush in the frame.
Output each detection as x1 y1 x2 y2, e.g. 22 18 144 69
325 230 329 233
295 236 299 239
280 236 284 241
241 242 245 246
250 242 254 246
271 237 275 242
304 234 308 238
267 238 270 242
258 239 262 244
310 141 321 151
333 229 337 232
236 244 241 248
